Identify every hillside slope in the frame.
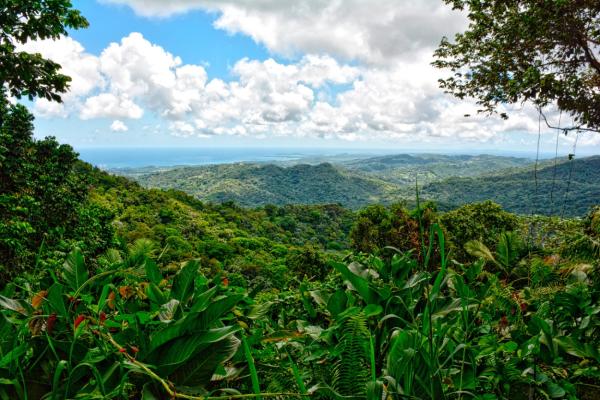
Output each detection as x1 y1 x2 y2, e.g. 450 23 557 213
421 156 600 216
134 162 403 208
342 153 533 184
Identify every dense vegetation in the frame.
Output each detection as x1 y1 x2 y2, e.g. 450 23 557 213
127 162 401 209
341 154 533 185
422 156 600 217
120 154 600 217
2 167 599 398
1 1 599 399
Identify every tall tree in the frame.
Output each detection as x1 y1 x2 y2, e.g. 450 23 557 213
433 0 600 132
0 1 99 281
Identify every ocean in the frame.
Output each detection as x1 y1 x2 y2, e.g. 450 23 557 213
76 147 389 169
76 146 554 169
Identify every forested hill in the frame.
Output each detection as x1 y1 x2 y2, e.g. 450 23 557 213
341 153 533 184
133 162 401 208
421 155 600 216
118 154 600 216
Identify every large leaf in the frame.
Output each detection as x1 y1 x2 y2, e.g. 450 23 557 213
327 290 348 318
0 296 29 315
188 286 217 313
147 283 167 306
0 344 27 368
62 248 88 292
153 326 240 374
496 232 521 269
331 262 380 304
144 259 162 285
47 283 67 319
158 299 180 322
170 335 241 388
170 260 199 303
150 294 243 350
464 240 495 263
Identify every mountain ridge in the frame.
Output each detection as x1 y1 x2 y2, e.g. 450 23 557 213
118 153 600 215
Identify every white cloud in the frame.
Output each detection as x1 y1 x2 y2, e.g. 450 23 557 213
19 7 587 148
103 0 467 65
17 36 104 116
81 93 144 120
110 120 129 132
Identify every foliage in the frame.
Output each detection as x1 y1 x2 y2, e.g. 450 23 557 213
0 0 88 101
128 162 402 209
440 201 519 261
1 158 599 399
434 0 600 131
349 202 437 260
0 98 113 281
423 156 600 217
121 154 600 217
0 247 244 399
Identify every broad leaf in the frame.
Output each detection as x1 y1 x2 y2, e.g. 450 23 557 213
62 248 88 291
170 335 241 388
331 262 380 304
144 259 162 285
171 260 199 303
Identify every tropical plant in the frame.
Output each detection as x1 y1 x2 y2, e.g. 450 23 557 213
0 246 244 398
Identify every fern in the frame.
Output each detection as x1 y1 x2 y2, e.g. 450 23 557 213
264 366 296 400
331 313 371 398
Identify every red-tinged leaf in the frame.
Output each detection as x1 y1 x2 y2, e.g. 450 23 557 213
31 290 47 309
74 314 86 330
47 313 57 334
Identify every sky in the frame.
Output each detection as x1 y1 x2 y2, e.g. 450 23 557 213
16 0 600 155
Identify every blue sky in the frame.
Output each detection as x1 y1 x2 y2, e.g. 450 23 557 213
19 0 600 155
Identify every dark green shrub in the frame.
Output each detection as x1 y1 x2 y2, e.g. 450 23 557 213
440 201 518 261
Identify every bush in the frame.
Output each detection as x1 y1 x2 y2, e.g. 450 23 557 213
440 201 518 261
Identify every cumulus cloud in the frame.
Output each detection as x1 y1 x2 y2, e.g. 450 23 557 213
103 0 467 65
81 93 144 120
18 36 104 116
110 120 129 132
18 5 568 146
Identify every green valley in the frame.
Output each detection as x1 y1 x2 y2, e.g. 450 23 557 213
115 154 600 217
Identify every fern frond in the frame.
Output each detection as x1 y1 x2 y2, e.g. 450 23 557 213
331 313 370 397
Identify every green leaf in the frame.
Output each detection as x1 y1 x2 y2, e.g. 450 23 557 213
299 282 316 319
247 301 273 320
146 283 167 306
154 326 240 374
327 290 348 318
242 335 261 400
142 383 160 400
188 286 217 313
170 335 240 388
47 283 67 318
144 259 162 285
545 382 566 398
331 261 380 304
62 248 88 291
150 295 242 350
170 260 199 303
464 240 495 263
0 344 26 368
363 304 383 318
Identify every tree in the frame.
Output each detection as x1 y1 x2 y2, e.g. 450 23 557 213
0 1 99 281
433 0 600 132
0 0 88 101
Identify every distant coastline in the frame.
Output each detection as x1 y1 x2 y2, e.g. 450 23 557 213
73 146 572 169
